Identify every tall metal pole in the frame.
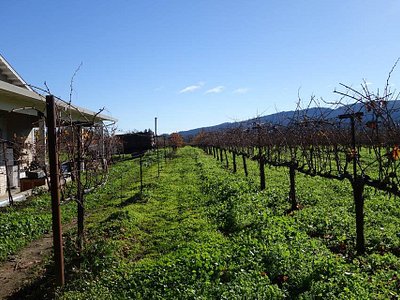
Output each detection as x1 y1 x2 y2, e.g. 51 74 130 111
76 125 84 251
140 155 143 193
163 135 167 163
46 95 65 286
155 117 160 177
100 123 106 170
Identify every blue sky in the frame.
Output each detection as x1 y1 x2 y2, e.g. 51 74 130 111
2 1 400 133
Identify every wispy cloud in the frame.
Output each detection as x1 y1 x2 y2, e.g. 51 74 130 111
233 88 249 94
205 86 225 94
179 82 204 94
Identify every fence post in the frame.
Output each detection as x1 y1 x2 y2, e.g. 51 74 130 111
46 95 65 286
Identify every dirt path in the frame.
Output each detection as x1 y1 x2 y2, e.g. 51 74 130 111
0 233 53 299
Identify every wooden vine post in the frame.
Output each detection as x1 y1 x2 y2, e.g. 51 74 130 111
46 95 65 286
224 149 229 168
289 162 297 211
259 151 265 190
232 151 237 173
254 123 265 190
242 154 248 177
339 112 365 254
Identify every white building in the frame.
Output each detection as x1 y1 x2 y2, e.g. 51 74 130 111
0 54 116 196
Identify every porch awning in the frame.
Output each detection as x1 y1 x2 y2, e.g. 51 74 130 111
0 80 117 124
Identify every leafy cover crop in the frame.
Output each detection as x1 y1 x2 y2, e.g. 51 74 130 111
55 147 400 299
0 192 79 262
8 148 397 298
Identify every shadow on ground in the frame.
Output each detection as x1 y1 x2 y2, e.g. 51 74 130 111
118 192 146 207
7 266 57 300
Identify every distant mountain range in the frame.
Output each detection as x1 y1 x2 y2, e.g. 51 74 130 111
179 101 400 140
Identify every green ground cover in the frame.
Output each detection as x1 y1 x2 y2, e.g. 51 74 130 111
1 147 398 298
54 147 399 299
0 152 155 262
0 190 75 262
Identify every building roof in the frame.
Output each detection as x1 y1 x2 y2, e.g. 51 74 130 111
0 55 33 91
0 54 117 124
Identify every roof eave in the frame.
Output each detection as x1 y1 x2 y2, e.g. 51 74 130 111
0 80 117 123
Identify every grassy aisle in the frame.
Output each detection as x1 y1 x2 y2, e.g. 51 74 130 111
59 148 282 299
